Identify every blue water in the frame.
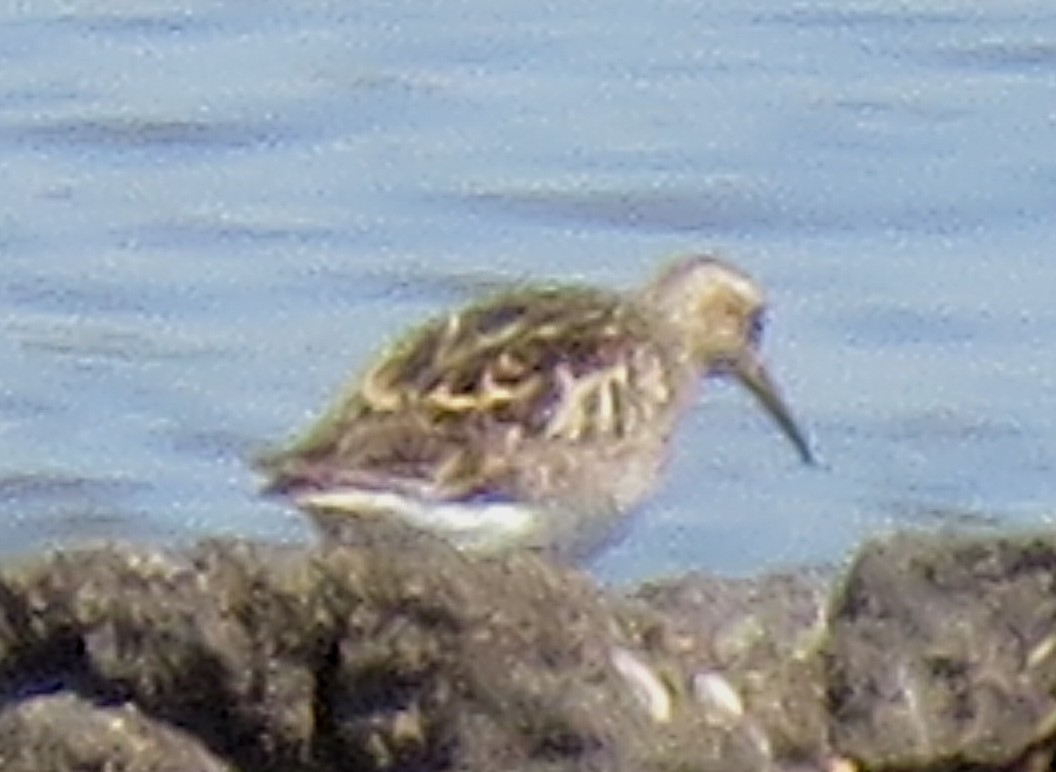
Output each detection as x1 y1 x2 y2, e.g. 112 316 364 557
2 1 1055 582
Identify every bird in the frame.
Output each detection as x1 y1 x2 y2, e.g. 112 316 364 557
256 254 813 563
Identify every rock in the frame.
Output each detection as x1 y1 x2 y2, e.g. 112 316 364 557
0 693 233 772
0 522 779 771
0 521 1055 770
826 530 1056 769
633 567 834 765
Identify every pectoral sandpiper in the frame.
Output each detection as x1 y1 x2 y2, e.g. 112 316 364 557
257 255 812 562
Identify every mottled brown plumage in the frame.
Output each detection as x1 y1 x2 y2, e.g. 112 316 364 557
257 255 812 561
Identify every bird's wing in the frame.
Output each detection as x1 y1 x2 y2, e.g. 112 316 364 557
259 286 676 501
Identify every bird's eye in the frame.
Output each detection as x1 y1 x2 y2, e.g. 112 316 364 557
747 309 766 345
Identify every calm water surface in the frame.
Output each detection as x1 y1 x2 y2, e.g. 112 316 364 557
2 1 1056 582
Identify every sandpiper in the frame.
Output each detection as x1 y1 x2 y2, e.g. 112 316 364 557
257 255 813 562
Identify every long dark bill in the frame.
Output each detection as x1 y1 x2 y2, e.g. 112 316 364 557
734 352 814 465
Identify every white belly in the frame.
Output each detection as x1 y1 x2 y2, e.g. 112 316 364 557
296 486 640 562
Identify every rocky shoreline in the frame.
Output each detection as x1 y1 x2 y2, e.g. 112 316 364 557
1 520 1054 771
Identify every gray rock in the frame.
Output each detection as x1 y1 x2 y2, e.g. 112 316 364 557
0 521 1055 770
0 693 233 772
826 530 1056 769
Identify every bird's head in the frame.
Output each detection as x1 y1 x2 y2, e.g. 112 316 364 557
642 255 814 464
